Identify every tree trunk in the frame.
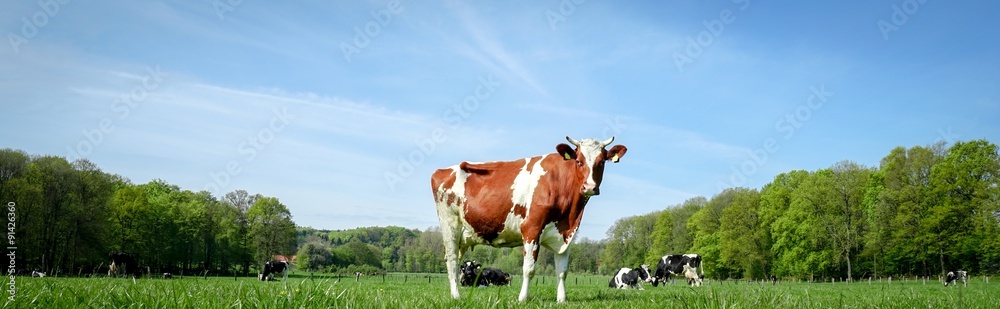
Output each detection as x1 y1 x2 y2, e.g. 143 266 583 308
846 247 853 282
873 254 878 279
204 236 213 273
939 247 945 276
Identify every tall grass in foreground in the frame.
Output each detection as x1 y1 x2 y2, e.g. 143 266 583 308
6 275 998 308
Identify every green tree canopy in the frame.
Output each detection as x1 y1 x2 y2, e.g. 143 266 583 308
248 197 296 264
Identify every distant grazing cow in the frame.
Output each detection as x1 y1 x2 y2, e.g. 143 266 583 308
31 270 45 278
162 273 173 279
433 136 627 302
944 271 968 287
608 265 652 289
652 254 705 287
651 255 683 286
460 260 511 287
258 261 289 281
108 252 139 278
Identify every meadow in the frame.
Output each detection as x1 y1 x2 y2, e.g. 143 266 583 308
6 273 999 308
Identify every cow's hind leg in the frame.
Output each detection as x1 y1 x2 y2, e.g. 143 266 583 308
437 206 463 299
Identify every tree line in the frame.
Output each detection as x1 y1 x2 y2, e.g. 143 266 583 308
0 149 296 276
294 225 607 276
602 140 999 280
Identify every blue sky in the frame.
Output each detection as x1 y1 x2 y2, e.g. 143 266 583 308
2 1 998 240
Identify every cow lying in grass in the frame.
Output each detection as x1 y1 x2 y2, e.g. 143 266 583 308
460 260 511 287
608 265 652 289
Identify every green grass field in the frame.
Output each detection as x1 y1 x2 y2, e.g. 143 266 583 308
6 273 999 308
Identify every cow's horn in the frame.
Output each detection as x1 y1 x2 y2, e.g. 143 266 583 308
566 136 581 146
600 136 615 147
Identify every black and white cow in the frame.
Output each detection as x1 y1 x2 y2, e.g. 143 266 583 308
681 254 705 286
460 260 511 287
944 271 968 287
162 273 173 279
480 267 511 286
31 270 45 278
608 265 653 289
108 252 139 278
652 254 705 287
258 261 289 281
651 255 684 286
460 260 481 286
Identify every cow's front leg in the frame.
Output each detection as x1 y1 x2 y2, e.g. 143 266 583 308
554 249 569 303
519 240 540 302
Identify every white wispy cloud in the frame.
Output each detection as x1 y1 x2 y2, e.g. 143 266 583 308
447 1 548 96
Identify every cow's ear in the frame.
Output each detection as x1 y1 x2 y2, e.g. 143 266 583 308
556 143 576 160
607 145 627 163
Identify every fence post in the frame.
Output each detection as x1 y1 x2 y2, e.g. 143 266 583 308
428 276 431 284
404 275 407 283
383 274 386 283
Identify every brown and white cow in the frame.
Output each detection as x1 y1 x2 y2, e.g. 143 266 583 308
431 136 627 302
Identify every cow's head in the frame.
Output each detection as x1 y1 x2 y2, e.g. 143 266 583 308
556 136 627 196
460 260 482 282
639 264 653 283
